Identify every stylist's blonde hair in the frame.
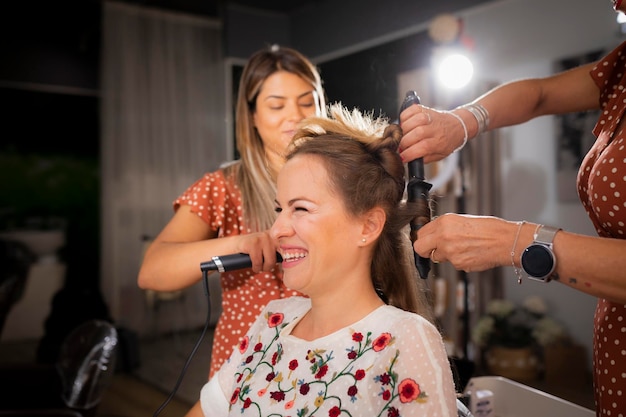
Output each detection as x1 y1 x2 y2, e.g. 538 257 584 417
225 45 326 231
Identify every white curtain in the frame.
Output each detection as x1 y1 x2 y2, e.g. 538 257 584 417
100 1 226 333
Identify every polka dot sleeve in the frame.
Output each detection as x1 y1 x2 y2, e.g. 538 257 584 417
173 170 244 234
590 40 626 139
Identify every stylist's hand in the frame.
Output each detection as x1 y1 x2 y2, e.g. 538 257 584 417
235 231 280 273
413 213 517 272
399 104 466 164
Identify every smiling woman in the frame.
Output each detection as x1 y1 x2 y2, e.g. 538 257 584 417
200 103 459 416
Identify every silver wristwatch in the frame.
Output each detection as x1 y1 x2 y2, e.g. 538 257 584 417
520 225 561 282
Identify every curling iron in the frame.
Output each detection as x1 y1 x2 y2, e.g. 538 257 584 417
399 90 432 279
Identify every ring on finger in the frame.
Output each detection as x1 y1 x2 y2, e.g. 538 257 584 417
430 248 440 264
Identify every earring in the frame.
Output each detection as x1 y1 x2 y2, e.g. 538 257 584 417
361 238 366 243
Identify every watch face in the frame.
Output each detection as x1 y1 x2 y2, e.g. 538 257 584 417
521 244 555 278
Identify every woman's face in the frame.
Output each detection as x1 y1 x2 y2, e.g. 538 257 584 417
253 71 320 173
271 154 366 295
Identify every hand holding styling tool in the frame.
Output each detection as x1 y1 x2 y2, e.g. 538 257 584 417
398 90 433 279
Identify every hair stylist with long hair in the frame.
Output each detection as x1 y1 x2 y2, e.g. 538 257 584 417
399 2 626 414
138 45 326 417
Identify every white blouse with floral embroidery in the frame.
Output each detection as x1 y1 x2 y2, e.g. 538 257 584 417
200 296 457 417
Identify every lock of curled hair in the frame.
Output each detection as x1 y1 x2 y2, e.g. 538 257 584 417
286 103 434 322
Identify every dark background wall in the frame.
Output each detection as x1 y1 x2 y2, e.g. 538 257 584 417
0 1 100 156
318 31 433 119
0 2 105 360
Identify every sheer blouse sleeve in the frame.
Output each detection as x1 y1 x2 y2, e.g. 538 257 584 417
368 313 458 416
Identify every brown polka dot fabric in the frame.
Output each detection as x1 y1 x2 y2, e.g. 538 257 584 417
580 40 626 416
174 169 301 377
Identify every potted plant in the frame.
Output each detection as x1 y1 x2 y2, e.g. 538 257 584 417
471 296 567 382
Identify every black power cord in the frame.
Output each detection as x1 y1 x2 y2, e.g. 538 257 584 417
152 269 213 417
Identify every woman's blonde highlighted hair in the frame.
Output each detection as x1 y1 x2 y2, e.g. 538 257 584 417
223 45 326 231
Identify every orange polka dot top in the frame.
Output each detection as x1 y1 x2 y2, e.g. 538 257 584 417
581 40 626 416
174 168 301 377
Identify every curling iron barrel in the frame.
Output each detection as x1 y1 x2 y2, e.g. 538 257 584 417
399 91 433 279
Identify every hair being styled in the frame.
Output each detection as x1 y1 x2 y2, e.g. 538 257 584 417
287 103 433 320
224 45 326 231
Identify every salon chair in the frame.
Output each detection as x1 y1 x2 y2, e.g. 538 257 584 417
0 320 118 417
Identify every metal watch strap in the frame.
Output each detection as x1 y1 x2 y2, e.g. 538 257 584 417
523 225 561 282
534 225 561 247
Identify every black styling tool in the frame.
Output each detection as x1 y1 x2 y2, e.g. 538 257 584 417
399 90 432 279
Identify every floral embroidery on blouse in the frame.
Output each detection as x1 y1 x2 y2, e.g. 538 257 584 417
229 310 429 417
